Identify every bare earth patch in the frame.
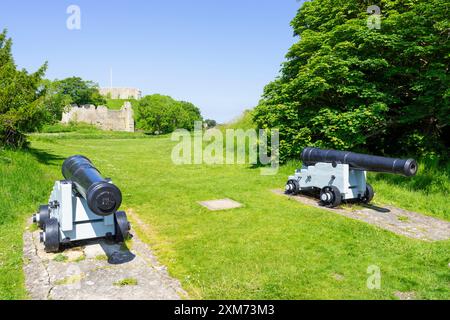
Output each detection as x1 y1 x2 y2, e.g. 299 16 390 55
23 219 187 300
272 189 450 242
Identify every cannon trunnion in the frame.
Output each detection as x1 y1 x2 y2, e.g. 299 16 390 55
33 156 131 253
285 147 418 208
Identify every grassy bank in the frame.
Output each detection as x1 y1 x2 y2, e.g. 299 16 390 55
105 99 137 110
13 131 446 300
370 159 449 221
0 150 58 299
0 128 448 299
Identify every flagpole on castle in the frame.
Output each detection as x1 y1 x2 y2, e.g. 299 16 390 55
110 68 113 89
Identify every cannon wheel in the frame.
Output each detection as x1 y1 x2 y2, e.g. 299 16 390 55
44 218 60 253
320 186 342 208
361 183 375 204
285 179 300 195
37 205 50 230
114 211 131 243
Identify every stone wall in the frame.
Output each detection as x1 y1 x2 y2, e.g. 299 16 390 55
99 87 142 100
61 102 134 132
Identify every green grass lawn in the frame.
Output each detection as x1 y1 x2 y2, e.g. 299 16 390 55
0 150 59 299
0 130 448 300
105 99 137 110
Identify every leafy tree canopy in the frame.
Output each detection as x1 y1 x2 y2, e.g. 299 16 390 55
40 79 72 124
53 77 105 106
0 30 47 147
136 94 202 134
253 0 449 162
205 119 217 128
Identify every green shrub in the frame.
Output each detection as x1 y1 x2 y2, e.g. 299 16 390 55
135 94 202 134
52 77 105 106
0 30 48 148
39 122 100 134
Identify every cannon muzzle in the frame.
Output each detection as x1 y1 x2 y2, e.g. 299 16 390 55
62 155 122 216
301 147 418 177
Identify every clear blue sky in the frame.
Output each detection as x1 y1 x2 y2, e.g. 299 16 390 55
0 0 303 122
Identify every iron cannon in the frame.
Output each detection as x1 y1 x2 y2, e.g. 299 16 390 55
285 147 418 208
33 155 131 252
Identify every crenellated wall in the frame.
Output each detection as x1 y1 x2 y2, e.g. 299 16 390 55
61 102 134 132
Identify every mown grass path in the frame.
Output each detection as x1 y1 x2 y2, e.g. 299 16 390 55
1 132 448 299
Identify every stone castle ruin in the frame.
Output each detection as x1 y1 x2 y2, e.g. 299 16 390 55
62 102 135 132
99 87 142 100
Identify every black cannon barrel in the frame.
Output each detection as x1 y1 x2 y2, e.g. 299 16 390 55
62 155 122 216
301 147 418 177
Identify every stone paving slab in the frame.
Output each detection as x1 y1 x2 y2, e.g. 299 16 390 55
23 219 187 300
198 198 243 211
272 189 450 242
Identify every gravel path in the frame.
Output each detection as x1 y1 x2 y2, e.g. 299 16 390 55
23 219 186 300
273 189 450 242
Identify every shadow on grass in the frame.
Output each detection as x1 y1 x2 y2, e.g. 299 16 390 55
27 147 65 166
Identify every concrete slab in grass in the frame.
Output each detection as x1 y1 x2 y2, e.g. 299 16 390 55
199 199 243 211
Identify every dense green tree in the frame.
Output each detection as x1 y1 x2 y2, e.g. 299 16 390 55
136 94 178 134
30 77 103 125
136 94 202 134
53 77 105 106
205 119 217 128
177 101 203 130
254 0 449 162
0 30 47 147
41 79 72 123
